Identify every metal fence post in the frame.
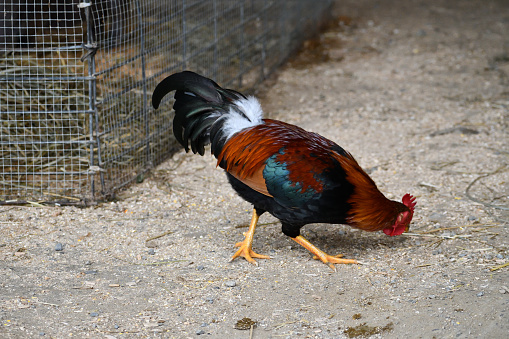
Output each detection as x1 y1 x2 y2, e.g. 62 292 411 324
182 0 187 69
279 0 287 66
261 0 267 79
213 0 218 79
135 0 150 169
79 0 102 198
239 0 245 88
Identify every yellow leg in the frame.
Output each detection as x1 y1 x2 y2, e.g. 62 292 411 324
230 209 271 265
292 235 357 271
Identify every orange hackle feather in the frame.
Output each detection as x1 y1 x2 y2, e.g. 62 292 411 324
332 152 407 231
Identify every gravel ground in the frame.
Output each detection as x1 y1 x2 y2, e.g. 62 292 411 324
1 0 508 338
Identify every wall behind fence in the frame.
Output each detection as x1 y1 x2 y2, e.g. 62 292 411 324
0 0 332 204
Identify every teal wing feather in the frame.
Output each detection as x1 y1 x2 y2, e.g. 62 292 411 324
263 151 319 208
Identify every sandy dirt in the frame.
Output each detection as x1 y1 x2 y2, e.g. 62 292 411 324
1 0 508 338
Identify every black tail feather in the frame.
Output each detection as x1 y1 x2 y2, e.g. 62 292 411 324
152 71 247 156
210 116 228 157
152 71 222 109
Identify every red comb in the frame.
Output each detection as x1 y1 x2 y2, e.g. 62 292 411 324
402 194 416 212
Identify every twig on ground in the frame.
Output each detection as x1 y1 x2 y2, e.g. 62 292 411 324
110 255 186 266
235 221 279 229
490 262 509 272
26 201 47 208
417 224 501 234
465 166 509 210
140 260 188 266
273 320 308 330
429 238 445 248
404 233 472 239
415 264 433 268
146 230 173 242
34 301 59 307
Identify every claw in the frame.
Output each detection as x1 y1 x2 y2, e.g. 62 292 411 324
230 209 271 265
230 243 270 265
293 235 358 270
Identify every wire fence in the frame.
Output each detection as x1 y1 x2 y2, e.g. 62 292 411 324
0 0 332 205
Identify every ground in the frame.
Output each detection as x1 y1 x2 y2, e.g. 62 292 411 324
1 0 508 338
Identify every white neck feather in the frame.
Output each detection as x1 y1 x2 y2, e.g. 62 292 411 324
222 96 264 140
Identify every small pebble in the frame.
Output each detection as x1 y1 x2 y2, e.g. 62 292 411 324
196 265 205 271
416 29 427 37
148 248 155 255
90 312 99 317
85 270 98 275
39 332 45 336
225 280 236 287
496 254 504 259
55 243 64 251
206 297 214 304
467 216 477 222
476 291 484 297
201 323 208 327
196 329 205 335
114 325 120 329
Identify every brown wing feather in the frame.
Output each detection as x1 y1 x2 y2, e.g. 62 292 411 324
228 164 272 197
217 120 286 178
217 119 339 198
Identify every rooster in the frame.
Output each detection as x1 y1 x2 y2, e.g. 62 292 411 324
152 71 416 270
